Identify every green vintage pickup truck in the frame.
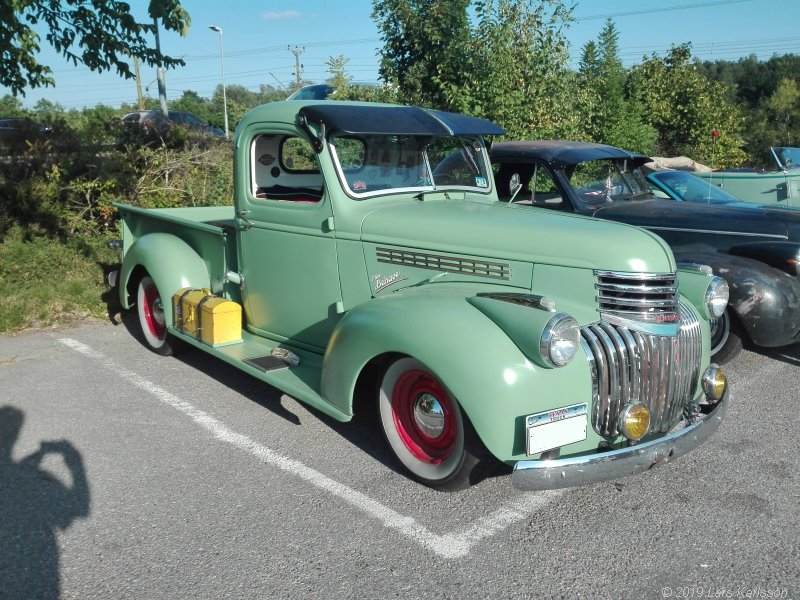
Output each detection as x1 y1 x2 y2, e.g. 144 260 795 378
113 100 730 490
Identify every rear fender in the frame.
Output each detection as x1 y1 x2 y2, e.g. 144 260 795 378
675 251 800 347
120 233 210 328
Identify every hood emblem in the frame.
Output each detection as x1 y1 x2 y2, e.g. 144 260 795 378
371 271 406 293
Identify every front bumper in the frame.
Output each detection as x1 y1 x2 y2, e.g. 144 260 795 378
511 389 729 491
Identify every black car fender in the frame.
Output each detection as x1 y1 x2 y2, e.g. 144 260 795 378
728 241 800 276
674 251 800 348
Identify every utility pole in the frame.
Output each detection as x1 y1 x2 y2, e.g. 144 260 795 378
289 45 304 89
153 17 169 118
133 57 145 110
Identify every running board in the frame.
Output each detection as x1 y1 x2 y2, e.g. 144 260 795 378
168 327 351 423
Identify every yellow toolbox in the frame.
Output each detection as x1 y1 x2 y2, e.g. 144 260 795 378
172 288 242 347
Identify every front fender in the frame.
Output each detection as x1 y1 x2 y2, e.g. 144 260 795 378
729 241 800 276
321 286 596 463
120 233 210 328
675 251 800 347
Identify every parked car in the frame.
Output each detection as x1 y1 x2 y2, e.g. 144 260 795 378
646 169 744 205
120 110 151 125
0 117 51 138
109 102 729 490
128 110 224 136
0 117 53 153
694 147 800 206
489 140 800 363
286 84 334 100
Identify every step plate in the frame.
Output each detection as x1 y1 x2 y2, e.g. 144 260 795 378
244 355 289 373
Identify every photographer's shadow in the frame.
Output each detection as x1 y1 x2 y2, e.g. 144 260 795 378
0 405 90 600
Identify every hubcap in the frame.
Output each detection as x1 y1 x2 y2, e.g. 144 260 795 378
392 370 456 464
143 283 166 340
413 393 445 438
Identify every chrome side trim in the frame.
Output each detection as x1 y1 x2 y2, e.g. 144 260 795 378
594 270 676 280
474 292 556 312
645 226 787 240
511 391 728 491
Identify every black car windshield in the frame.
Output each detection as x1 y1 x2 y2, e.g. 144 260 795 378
649 170 741 204
566 158 651 206
330 134 491 198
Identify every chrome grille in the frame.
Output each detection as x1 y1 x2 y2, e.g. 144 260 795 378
377 247 510 280
595 270 679 323
581 302 702 437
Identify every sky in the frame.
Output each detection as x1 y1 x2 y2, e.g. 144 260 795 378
7 0 800 111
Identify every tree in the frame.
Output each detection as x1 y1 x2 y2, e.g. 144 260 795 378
629 44 746 167
372 0 471 109
578 19 656 154
455 0 585 140
170 90 211 123
745 77 800 165
1 0 190 96
325 55 352 93
0 95 27 117
32 98 64 116
324 55 397 103
765 77 800 143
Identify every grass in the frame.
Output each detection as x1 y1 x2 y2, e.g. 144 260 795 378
0 228 121 333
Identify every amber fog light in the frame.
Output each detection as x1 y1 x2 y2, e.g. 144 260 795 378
702 364 726 404
618 402 651 441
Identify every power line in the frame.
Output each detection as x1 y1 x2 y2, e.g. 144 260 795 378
574 0 754 21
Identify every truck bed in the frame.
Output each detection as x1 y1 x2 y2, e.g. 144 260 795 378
114 202 239 300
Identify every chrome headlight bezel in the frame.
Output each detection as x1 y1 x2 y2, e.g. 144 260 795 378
540 313 580 368
704 276 729 318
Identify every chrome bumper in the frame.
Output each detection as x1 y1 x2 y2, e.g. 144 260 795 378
511 390 728 491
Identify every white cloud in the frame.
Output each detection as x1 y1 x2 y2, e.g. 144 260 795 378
262 11 301 21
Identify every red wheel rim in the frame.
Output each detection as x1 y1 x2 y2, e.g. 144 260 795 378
391 370 457 464
142 282 166 340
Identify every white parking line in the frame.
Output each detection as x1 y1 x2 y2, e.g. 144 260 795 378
57 337 564 559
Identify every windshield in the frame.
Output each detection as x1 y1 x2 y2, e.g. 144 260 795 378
772 147 800 171
565 158 651 206
329 134 491 198
648 170 741 204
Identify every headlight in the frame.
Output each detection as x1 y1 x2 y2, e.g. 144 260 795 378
540 313 580 367
702 364 727 404
704 276 729 318
618 402 651 441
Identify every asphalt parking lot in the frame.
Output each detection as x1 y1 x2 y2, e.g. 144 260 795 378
1 321 798 600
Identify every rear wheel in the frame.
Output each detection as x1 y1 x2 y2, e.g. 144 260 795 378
709 308 742 364
378 357 488 490
136 275 183 356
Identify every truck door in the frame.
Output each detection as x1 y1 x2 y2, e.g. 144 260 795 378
236 129 342 351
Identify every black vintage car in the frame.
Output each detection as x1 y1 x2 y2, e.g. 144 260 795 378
489 140 800 362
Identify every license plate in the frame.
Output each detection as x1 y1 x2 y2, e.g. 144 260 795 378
526 403 588 456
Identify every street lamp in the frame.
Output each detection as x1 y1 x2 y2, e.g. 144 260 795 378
209 25 229 139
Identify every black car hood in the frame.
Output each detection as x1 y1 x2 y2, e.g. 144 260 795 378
591 198 794 240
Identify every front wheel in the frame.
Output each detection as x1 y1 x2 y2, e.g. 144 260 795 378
378 357 488 490
709 308 743 364
136 275 184 356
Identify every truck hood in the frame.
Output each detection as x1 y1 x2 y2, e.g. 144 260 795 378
359 197 676 273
